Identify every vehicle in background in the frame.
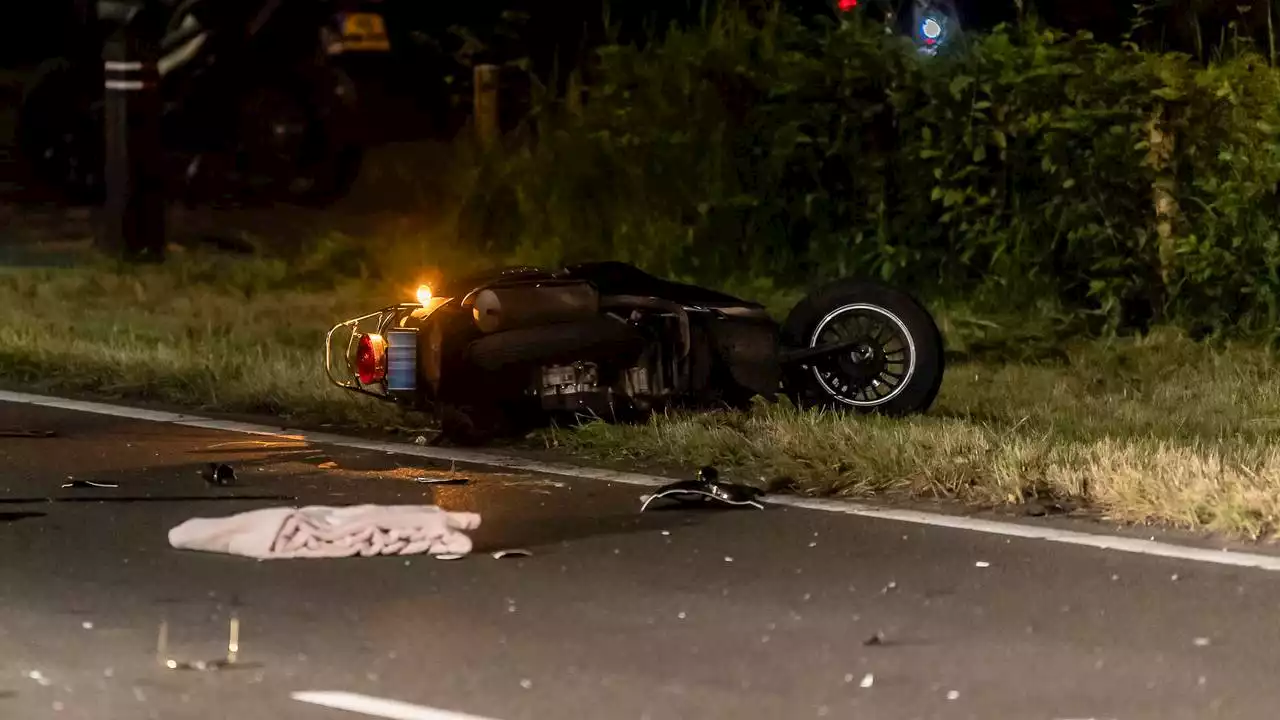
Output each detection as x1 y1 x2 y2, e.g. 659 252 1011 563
16 0 370 207
834 0 964 54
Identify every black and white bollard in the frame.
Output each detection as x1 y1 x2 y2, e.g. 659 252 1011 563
97 0 166 262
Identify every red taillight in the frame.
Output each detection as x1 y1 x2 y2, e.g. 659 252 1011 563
356 333 387 385
838 0 857 10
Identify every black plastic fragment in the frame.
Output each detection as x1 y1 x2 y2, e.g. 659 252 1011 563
640 466 766 512
0 429 56 438
414 476 469 486
202 463 237 487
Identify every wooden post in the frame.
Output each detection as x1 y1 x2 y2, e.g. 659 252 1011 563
473 64 500 149
98 0 166 262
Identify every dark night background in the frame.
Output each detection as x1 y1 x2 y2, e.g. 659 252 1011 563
0 1 1250 70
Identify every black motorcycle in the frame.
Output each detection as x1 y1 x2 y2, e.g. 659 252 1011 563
16 0 373 206
325 262 946 444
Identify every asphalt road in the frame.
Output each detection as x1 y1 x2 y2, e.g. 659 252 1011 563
3 401 1280 720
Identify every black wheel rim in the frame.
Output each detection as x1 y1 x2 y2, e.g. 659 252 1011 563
807 303 917 407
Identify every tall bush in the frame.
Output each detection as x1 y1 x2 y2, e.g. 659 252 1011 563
463 4 1280 332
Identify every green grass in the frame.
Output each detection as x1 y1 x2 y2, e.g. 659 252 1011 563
553 333 1280 538
0 254 414 427
3 251 1280 539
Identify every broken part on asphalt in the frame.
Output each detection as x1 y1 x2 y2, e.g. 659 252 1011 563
0 429 56 438
492 549 533 559
202 463 236 486
61 479 119 489
414 476 469 485
640 466 766 512
157 617 246 671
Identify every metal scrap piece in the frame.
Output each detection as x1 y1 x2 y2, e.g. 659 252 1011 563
157 616 243 671
61 480 119 489
413 476 469 486
492 549 532 559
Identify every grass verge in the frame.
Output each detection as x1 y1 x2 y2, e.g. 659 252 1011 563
0 254 416 429
553 329 1280 539
3 253 1280 539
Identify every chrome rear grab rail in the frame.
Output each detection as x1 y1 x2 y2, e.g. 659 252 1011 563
324 309 388 397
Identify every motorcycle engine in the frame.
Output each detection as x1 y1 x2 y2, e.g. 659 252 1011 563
538 360 661 418
541 362 599 398
539 362 608 414
535 308 683 420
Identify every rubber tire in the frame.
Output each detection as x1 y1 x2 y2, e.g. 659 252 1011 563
781 279 944 416
466 318 644 372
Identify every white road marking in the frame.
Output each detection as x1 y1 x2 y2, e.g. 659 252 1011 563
5 389 1280 572
291 691 500 720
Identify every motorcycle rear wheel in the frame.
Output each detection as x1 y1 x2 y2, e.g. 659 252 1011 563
781 279 945 416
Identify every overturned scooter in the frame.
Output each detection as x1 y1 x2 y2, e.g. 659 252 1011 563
325 262 946 445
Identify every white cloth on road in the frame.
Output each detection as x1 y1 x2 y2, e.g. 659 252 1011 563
168 504 481 559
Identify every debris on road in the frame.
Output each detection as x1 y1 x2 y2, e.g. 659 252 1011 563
881 581 898 594
0 429 56 438
864 632 886 646
434 553 466 561
317 461 338 470
946 690 960 701
25 670 51 686
168 504 481 559
157 617 243 671
414 476 469 486
202 463 236 487
639 466 766 512
975 561 991 568
204 440 306 451
61 479 118 489
492 549 533 560
1193 637 1212 647
860 673 875 689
